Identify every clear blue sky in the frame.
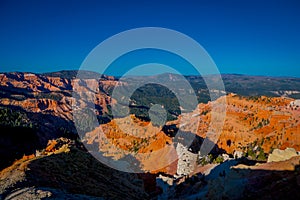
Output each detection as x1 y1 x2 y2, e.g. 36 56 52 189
0 0 299 77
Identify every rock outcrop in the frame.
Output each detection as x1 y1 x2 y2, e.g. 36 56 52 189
267 148 298 162
175 142 197 176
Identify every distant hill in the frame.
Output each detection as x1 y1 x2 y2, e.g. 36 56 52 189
43 70 114 80
184 73 300 99
220 74 300 98
41 70 300 99
121 72 300 100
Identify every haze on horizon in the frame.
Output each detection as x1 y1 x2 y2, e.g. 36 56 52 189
0 0 299 77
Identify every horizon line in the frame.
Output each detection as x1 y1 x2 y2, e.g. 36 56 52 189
1 69 300 79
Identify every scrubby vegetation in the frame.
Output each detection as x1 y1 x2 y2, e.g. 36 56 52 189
0 107 35 128
197 154 225 166
245 139 267 161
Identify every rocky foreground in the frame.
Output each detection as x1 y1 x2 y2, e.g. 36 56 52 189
1 137 300 199
0 138 149 200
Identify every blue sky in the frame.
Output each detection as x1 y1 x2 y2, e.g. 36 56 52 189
0 0 300 77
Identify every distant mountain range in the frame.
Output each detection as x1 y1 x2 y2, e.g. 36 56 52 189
1 70 300 121
44 70 300 98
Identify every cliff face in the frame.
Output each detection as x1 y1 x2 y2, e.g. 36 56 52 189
0 72 115 118
175 94 300 155
216 95 300 154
